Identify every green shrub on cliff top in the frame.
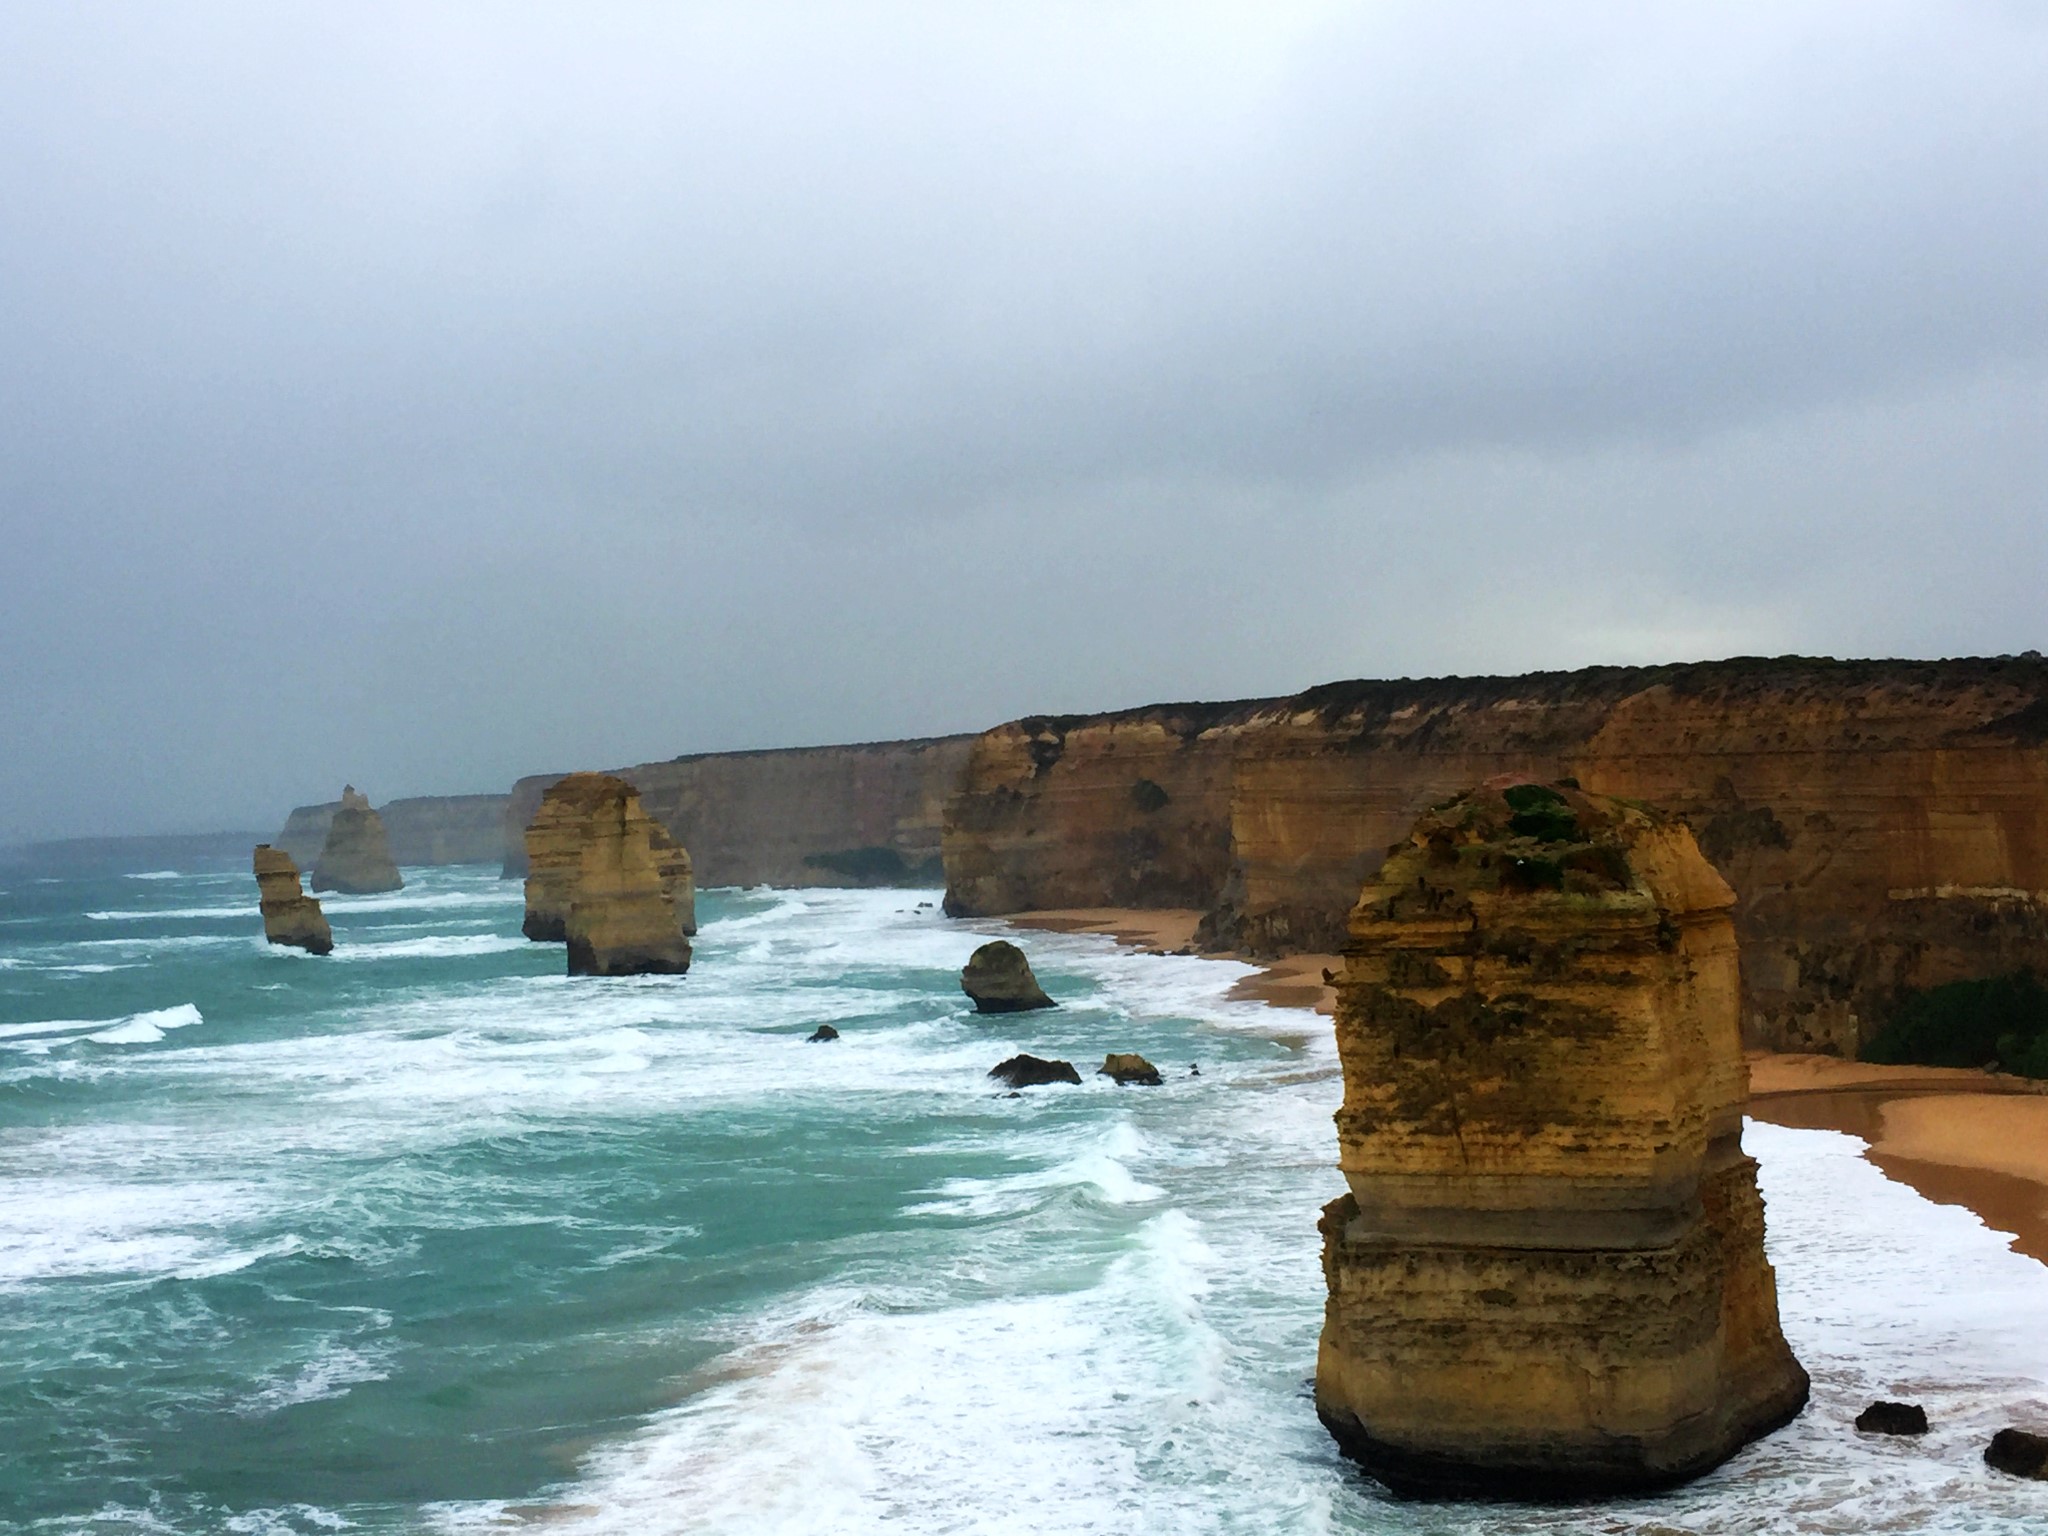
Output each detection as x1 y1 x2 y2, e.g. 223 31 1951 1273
1502 783 1580 844
1860 971 2048 1078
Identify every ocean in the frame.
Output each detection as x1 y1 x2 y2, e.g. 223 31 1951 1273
3 857 2047 1534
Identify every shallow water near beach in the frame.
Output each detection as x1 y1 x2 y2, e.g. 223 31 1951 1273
5 859 2048 1534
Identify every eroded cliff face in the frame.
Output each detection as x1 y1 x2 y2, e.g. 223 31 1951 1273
311 787 404 895
522 773 691 975
253 844 332 955
1314 783 1806 1498
502 736 974 886
277 794 509 868
942 658 2048 1052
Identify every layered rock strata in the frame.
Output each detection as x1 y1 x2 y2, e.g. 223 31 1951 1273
253 844 333 955
311 787 403 894
1315 782 1807 1498
502 735 974 885
523 774 695 942
942 657 2048 1053
522 774 691 975
960 941 1055 1012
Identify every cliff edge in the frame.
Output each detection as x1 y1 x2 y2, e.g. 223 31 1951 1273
942 656 2048 1053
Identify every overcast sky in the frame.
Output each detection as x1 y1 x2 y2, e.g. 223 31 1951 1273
3 1 2045 841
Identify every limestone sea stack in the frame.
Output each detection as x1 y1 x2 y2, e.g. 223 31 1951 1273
523 773 695 943
253 844 333 955
521 773 691 976
311 786 403 895
1315 781 1808 1499
960 940 1055 1012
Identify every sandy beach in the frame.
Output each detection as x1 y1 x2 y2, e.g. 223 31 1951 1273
1008 908 1342 1015
1749 1053 2048 1263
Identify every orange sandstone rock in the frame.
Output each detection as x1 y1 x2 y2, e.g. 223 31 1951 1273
522 774 691 975
941 657 2048 1054
253 844 333 955
1314 782 1807 1498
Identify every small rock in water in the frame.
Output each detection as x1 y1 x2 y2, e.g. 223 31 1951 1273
1099 1053 1162 1086
806 1025 840 1043
960 940 1056 1013
1189 1063 1200 1076
988 1053 1082 1088
1987 1428 2048 1478
1855 1401 1928 1435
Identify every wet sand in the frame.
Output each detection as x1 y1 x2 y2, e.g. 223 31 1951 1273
1749 1052 2048 1264
1008 908 1341 1016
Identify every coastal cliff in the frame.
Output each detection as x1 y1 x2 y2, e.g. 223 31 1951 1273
1314 784 1806 1496
942 658 2048 1053
502 736 975 885
277 793 509 868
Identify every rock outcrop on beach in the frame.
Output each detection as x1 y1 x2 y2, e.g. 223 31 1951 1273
252 844 333 955
989 1053 1082 1087
521 774 691 975
310 787 403 895
501 735 974 884
942 657 2048 1054
960 941 1055 1012
277 793 509 867
1098 1053 1162 1085
1314 782 1808 1498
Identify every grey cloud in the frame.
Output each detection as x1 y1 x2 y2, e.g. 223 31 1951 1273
3 2 2045 840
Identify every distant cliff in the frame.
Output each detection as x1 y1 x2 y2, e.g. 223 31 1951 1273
275 794 509 868
941 657 2048 1054
502 736 976 886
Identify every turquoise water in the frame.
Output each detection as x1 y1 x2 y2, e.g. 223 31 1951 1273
5 858 2048 1534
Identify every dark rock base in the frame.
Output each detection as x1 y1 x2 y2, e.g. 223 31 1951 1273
565 938 691 976
1317 1376 1810 1502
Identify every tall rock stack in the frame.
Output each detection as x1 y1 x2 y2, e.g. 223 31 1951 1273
521 773 692 975
1315 780 1807 1498
311 786 404 895
253 844 333 955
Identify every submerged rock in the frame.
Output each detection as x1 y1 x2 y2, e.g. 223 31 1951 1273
1098 1052 1162 1085
989 1053 1081 1087
1987 1428 2048 1479
253 844 333 955
311 786 403 895
807 1025 840 1043
960 940 1055 1013
1315 781 1808 1499
1855 1401 1928 1436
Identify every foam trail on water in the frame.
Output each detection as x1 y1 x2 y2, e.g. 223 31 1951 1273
0 1002 203 1049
